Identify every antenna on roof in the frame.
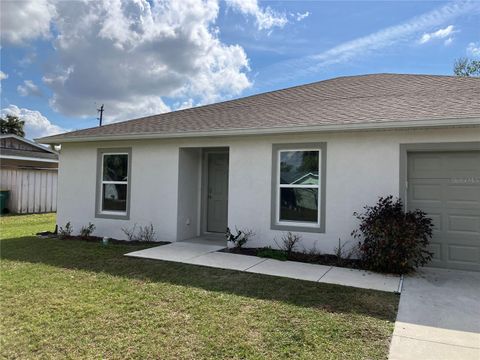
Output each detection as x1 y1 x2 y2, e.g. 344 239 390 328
97 104 104 127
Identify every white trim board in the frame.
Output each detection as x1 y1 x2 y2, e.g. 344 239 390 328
36 117 480 144
0 154 58 163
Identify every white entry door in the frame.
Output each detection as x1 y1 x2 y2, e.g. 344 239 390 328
207 152 229 233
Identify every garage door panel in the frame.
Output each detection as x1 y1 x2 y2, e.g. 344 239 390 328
447 245 479 264
408 155 443 178
428 243 442 261
447 153 480 174
429 213 443 234
407 150 480 272
445 184 480 206
448 214 480 234
411 183 442 201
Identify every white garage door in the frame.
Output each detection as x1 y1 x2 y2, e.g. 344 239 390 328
407 151 480 272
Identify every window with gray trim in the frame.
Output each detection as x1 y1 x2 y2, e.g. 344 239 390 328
99 151 129 215
271 143 326 233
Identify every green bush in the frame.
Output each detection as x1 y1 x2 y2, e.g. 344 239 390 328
58 222 73 239
352 196 433 274
80 223 96 239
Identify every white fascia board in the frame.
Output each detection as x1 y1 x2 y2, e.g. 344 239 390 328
36 117 480 144
0 155 59 163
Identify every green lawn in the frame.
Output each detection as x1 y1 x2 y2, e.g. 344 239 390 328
1 214 399 359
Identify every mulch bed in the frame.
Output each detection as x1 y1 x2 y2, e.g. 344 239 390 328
220 247 363 270
36 232 170 246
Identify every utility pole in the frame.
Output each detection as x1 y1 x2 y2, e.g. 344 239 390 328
97 104 104 127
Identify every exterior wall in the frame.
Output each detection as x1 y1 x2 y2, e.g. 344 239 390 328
56 126 480 253
57 141 179 241
0 166 58 213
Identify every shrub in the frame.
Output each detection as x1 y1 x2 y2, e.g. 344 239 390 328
275 232 302 257
225 227 255 248
257 247 288 261
352 195 433 274
58 222 73 239
80 223 96 239
121 223 156 242
137 224 156 242
122 224 138 241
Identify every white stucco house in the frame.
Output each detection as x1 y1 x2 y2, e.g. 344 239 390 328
38 74 480 272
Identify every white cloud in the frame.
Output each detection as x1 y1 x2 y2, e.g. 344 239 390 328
0 0 56 45
32 0 251 123
17 80 43 97
227 0 288 31
418 25 455 44
257 2 479 86
295 11 310 22
310 5 470 67
173 98 196 111
0 71 7 94
467 42 480 57
1 105 66 139
444 37 453 46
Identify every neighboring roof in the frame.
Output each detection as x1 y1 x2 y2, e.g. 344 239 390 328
0 134 59 162
37 74 480 144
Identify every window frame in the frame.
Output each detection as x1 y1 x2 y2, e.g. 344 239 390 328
95 148 132 220
271 143 326 233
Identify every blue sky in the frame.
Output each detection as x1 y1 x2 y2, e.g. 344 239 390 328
1 0 479 139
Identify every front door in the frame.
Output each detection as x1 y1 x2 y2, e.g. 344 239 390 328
207 152 229 233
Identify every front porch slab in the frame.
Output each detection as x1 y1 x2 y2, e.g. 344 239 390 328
125 242 224 263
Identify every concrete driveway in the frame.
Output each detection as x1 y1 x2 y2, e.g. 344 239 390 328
389 268 480 360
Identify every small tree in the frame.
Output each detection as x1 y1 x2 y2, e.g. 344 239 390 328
352 196 433 274
0 115 25 137
453 57 480 77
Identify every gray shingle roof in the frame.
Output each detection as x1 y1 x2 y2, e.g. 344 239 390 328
38 74 480 143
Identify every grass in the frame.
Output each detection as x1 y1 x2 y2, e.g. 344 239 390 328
1 214 399 359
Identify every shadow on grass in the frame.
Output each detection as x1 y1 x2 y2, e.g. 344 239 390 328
1 236 398 321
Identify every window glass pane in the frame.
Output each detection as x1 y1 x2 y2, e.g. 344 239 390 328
280 188 318 223
102 184 127 212
103 154 128 181
280 150 319 185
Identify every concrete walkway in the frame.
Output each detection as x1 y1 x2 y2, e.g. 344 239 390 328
389 268 480 360
125 240 401 292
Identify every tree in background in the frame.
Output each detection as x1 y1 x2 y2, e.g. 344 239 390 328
0 115 25 137
453 57 480 77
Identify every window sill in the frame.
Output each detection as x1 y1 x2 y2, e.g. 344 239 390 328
95 211 129 220
271 223 324 233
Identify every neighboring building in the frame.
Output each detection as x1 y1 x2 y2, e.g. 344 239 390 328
0 134 58 213
38 74 480 271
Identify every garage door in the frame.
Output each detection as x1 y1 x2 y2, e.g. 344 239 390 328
407 151 480 272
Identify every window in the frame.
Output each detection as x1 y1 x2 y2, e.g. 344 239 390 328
96 149 131 219
271 143 326 233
